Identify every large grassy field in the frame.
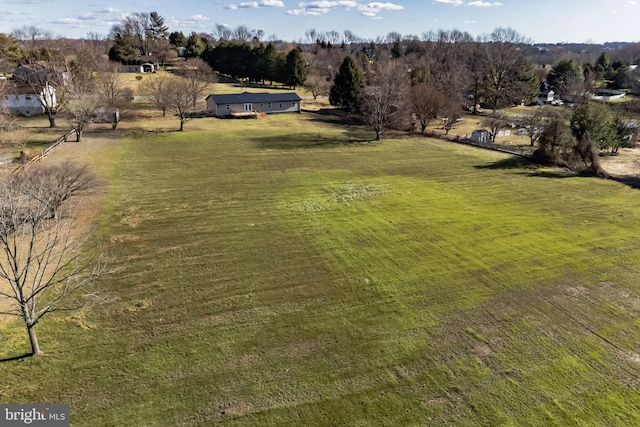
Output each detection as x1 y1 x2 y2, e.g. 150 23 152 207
1 112 640 426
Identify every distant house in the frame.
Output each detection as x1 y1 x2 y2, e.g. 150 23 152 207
206 92 302 117
471 129 490 143
121 63 155 73
2 82 56 117
122 64 144 73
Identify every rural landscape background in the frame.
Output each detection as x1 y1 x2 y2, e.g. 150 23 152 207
1 13 640 426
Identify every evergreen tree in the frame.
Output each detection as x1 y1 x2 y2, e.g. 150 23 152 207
185 32 206 58
546 59 582 98
148 12 169 40
169 31 187 48
285 48 306 89
329 55 363 111
264 42 278 84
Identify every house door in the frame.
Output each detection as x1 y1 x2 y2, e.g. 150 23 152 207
244 103 252 112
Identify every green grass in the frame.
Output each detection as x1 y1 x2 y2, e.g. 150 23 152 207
1 112 640 426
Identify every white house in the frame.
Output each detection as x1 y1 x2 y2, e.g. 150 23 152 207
2 82 56 117
121 63 156 73
206 92 302 117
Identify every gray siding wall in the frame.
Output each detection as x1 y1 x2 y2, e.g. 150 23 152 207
209 100 300 116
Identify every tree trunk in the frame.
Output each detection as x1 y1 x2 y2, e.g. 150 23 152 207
421 122 427 134
162 108 167 117
76 128 82 142
28 324 42 356
179 119 184 131
375 130 381 140
48 116 56 128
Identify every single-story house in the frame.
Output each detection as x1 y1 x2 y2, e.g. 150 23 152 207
470 129 490 143
2 82 56 117
206 92 302 116
121 63 155 73
122 64 144 73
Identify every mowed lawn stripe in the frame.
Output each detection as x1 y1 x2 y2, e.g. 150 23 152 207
1 114 639 426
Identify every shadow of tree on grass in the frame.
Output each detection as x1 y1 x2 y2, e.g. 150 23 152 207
0 353 32 363
475 155 640 190
248 131 376 150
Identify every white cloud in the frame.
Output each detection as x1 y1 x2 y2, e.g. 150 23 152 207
56 17 82 24
464 19 476 23
227 0 284 9
288 0 402 16
628 0 637 4
434 0 463 5
190 14 210 20
371 16 383 19
468 1 501 6
76 8 125 22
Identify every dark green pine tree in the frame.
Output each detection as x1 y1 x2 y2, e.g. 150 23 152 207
148 12 169 40
285 48 306 89
329 55 364 111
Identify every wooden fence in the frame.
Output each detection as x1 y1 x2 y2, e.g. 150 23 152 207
12 128 77 174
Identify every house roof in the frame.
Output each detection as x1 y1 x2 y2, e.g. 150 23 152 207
4 82 45 95
206 92 301 104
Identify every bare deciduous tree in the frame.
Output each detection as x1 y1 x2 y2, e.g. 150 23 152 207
95 62 133 129
410 82 446 134
0 162 106 356
64 67 101 141
361 60 408 140
305 73 331 100
139 75 171 117
478 27 534 112
166 77 195 131
11 25 53 50
516 108 550 146
0 79 17 132
13 51 67 127
484 113 507 142
177 58 216 107
441 101 462 135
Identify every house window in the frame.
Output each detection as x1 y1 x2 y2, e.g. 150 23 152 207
25 95 31 100
226 104 230 110
292 102 296 107
267 102 271 108
279 103 283 109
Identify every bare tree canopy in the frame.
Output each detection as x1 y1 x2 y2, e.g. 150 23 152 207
410 82 446 134
361 60 408 140
165 77 196 131
139 75 171 117
0 161 106 356
176 58 216 107
478 27 537 112
95 62 133 129
13 49 68 127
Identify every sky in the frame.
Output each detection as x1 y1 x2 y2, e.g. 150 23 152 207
0 0 639 44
